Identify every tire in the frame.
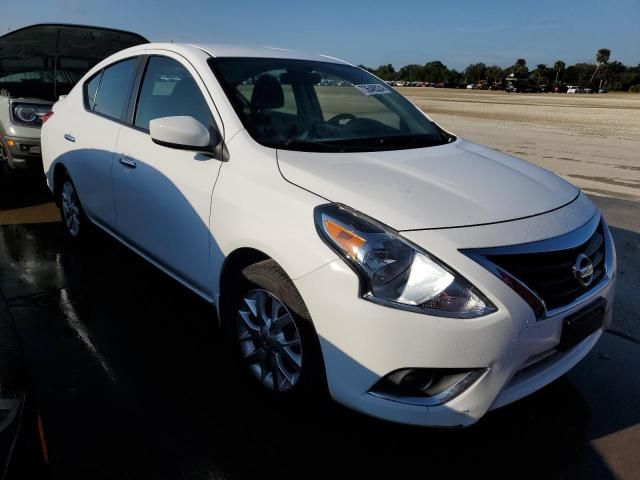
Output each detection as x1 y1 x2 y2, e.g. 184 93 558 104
56 172 89 241
227 259 327 400
0 139 10 188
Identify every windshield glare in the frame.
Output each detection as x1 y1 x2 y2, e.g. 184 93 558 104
210 58 453 152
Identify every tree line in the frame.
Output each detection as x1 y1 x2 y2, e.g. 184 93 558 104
360 49 640 92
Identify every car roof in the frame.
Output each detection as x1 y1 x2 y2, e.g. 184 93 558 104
169 42 351 65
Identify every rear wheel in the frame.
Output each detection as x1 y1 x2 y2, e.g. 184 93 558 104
228 259 326 399
57 173 89 241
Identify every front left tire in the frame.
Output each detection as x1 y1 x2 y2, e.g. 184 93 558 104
228 259 327 399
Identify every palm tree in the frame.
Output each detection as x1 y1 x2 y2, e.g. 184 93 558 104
590 48 611 88
514 58 528 77
486 65 504 85
537 64 546 85
597 48 611 65
554 60 566 85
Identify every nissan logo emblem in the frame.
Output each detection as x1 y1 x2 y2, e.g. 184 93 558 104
573 253 594 287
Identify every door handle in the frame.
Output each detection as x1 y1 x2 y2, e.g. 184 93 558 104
119 156 137 169
64 133 76 142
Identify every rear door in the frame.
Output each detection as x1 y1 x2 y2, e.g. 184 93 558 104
67 56 140 227
112 53 224 292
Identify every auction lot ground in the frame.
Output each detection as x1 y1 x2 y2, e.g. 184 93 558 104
0 90 639 479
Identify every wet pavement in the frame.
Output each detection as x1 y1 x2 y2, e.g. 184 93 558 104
0 171 639 479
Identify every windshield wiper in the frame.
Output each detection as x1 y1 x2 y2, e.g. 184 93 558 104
278 135 449 153
316 135 447 151
282 139 349 152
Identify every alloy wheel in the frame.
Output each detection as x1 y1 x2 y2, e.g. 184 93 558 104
236 289 303 392
61 180 81 237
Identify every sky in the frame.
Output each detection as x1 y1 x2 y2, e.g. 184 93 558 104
1 0 639 70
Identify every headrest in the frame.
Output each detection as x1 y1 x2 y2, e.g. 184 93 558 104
250 74 284 111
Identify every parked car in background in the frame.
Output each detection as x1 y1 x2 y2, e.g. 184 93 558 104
0 24 147 178
567 86 583 93
42 43 615 427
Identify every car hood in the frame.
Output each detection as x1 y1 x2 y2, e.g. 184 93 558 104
0 24 147 77
277 138 579 230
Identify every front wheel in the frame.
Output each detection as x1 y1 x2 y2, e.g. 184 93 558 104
229 260 327 398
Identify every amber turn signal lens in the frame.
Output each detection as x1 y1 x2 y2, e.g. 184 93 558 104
323 219 366 259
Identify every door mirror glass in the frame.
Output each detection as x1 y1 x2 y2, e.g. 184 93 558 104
149 116 211 150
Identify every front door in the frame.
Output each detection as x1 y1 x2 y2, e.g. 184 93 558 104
113 55 223 292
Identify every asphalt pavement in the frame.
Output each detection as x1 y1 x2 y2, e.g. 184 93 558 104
0 171 638 479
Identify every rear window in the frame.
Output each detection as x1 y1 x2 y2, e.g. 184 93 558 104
90 58 138 121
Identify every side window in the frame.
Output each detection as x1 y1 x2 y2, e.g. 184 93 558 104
84 71 103 110
134 56 214 132
93 58 138 120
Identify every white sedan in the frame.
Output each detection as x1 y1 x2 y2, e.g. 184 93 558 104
41 43 616 427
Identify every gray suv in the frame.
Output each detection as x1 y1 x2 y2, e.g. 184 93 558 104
0 24 147 178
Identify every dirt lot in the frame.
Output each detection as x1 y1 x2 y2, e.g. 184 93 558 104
401 88 640 200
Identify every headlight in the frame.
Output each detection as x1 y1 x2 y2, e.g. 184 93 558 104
11 103 51 127
315 204 496 318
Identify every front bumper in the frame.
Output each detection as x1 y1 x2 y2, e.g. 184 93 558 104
294 194 616 427
2 135 43 168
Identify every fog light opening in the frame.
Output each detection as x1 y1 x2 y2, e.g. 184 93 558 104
369 368 487 407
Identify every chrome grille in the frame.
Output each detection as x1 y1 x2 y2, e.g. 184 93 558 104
486 223 606 310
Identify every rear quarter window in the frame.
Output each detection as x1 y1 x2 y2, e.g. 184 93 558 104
84 71 103 110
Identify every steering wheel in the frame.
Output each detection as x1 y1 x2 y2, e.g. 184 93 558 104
327 113 356 126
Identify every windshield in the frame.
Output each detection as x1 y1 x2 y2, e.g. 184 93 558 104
210 58 453 152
